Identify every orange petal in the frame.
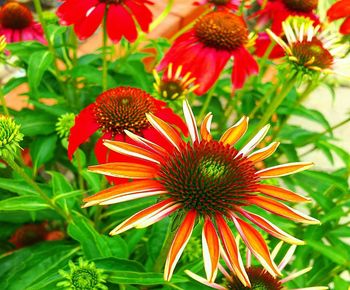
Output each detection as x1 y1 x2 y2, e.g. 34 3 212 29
247 196 320 224
248 142 280 163
231 215 281 277
200 113 213 142
88 162 158 179
146 113 184 151
109 198 175 235
257 162 314 179
164 209 196 281
103 140 163 164
124 130 167 155
256 184 311 203
216 214 251 287
185 270 226 290
239 124 270 156
238 208 305 245
219 116 248 146
183 99 199 143
202 218 220 282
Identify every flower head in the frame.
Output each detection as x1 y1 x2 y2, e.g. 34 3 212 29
153 64 199 100
158 11 258 95
194 0 243 11
56 113 75 139
0 116 23 160
0 2 45 43
57 0 153 42
68 86 187 181
84 100 318 284
57 258 108 290
267 16 349 75
187 242 328 290
327 0 350 35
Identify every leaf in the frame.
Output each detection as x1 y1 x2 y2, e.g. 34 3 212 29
16 109 56 136
107 272 187 285
30 134 58 171
67 211 128 259
0 241 78 290
306 240 347 265
93 257 145 272
2 77 27 94
0 195 50 211
0 178 39 195
27 50 53 91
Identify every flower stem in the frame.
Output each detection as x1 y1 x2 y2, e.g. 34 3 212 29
197 86 216 126
249 84 277 119
5 157 70 221
102 12 108 91
251 72 297 136
0 86 9 116
150 0 174 31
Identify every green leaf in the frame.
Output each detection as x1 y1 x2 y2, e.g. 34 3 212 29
27 50 53 91
93 257 145 272
16 109 56 136
0 178 38 195
30 134 58 171
107 272 187 285
0 195 50 211
306 240 347 265
67 211 128 259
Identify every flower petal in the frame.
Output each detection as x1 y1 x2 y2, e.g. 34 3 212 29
216 214 250 287
238 208 305 245
183 99 199 143
256 184 311 203
202 218 220 282
88 162 158 179
239 124 270 156
124 130 167 155
146 113 184 151
68 104 99 160
74 4 105 40
124 0 153 33
231 214 281 277
185 270 226 290
103 140 163 164
110 198 176 235
248 142 280 163
200 113 213 142
247 196 320 224
257 162 314 178
219 116 249 146
164 210 196 281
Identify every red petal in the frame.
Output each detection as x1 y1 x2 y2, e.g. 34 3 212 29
74 4 105 40
155 108 188 137
68 104 99 160
124 0 153 32
340 17 350 34
327 0 350 20
256 184 311 203
57 0 97 25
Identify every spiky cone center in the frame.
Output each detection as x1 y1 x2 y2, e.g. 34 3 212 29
0 116 23 158
194 11 248 51
291 38 333 69
56 113 75 138
158 140 259 216
159 80 185 100
0 2 33 29
227 267 283 290
282 0 318 12
93 87 157 135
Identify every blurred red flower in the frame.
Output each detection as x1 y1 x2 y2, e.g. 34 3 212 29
327 0 350 35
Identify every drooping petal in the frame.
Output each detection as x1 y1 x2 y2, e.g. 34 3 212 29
257 162 314 178
146 113 184 151
185 270 226 290
256 184 311 203
202 218 220 282
124 130 167 156
74 4 105 40
124 0 153 33
110 198 177 235
200 113 213 142
154 108 189 138
340 17 350 34
239 124 270 156
219 116 249 146
327 0 350 21
103 140 163 164
83 179 165 206
248 142 280 163
88 162 158 179
57 0 97 25
164 210 196 281
230 214 281 277
238 208 305 245
247 196 320 224
216 214 250 287
183 99 199 143
68 103 99 160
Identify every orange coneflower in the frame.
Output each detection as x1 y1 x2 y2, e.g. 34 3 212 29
84 100 318 285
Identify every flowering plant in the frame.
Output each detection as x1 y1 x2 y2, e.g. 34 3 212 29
0 0 349 289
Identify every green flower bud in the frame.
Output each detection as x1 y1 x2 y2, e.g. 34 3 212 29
0 116 23 160
56 113 75 139
57 258 108 290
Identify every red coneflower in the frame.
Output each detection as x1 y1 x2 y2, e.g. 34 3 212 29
56 0 153 42
327 0 350 35
68 86 187 174
158 11 258 95
0 2 45 44
194 0 243 11
84 100 318 284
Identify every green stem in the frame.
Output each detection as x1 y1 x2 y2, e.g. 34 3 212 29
5 157 70 221
102 12 108 91
252 72 297 136
150 0 174 31
0 86 9 116
249 84 277 119
258 40 275 80
76 151 85 191
197 86 216 126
